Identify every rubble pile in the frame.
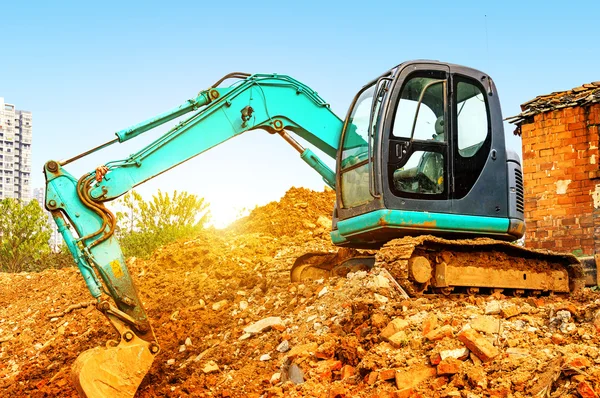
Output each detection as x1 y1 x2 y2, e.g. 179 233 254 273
1 187 600 397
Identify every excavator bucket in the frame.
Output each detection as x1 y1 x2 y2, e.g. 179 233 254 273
72 334 155 398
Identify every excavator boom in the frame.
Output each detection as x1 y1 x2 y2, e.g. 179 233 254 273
44 72 358 397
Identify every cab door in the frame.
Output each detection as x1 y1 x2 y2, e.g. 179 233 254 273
383 62 452 213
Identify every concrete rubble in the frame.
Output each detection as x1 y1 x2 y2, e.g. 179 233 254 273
1 187 600 397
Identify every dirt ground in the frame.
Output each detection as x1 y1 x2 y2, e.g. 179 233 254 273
2 187 600 397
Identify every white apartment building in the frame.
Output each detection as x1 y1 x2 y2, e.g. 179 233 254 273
0 97 32 201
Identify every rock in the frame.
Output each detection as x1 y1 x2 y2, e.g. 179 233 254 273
500 305 520 319
371 313 387 328
560 322 576 334
185 337 192 346
179 345 186 353
238 333 252 341
212 300 228 311
276 340 290 353
239 301 248 311
437 358 462 375
374 293 389 304
425 325 453 341
422 315 438 336
554 310 571 323
287 342 318 359
203 360 219 374
167 359 175 365
318 286 328 297
316 215 330 229
506 348 529 358
467 367 487 388
485 301 501 315
526 297 544 308
0 334 14 343
243 317 283 334
316 341 336 359
470 316 500 334
551 333 565 345
270 372 281 384
260 354 271 361
387 331 409 348
370 273 390 289
457 329 499 362
380 318 409 340
439 347 470 361
302 221 316 229
287 363 304 384
395 366 437 393
315 360 342 380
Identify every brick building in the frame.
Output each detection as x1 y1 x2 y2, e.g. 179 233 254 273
508 82 600 255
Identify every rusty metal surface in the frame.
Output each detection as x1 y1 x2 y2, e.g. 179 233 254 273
506 81 600 128
375 235 584 295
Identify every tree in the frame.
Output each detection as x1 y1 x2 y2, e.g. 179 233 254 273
0 199 52 273
116 190 210 257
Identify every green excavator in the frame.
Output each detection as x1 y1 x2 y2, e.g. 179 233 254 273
44 60 585 397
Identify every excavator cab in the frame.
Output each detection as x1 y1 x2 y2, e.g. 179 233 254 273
332 61 526 248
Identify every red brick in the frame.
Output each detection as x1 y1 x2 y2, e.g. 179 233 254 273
316 360 342 381
421 315 438 336
366 371 378 385
378 368 397 381
457 329 499 362
395 366 437 390
431 376 448 389
565 355 591 369
577 381 598 398
429 352 441 365
340 365 355 380
436 358 462 375
568 122 587 130
381 318 409 340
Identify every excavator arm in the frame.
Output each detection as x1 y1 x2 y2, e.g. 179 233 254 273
44 72 361 398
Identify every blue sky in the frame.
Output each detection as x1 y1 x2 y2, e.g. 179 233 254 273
1 0 598 226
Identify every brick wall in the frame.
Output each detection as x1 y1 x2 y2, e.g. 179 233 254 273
520 103 600 255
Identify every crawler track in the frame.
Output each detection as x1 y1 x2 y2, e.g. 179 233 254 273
292 235 585 297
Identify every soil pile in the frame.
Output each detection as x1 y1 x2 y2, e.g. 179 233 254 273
2 187 600 397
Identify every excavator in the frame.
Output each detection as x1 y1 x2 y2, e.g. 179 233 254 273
44 60 586 397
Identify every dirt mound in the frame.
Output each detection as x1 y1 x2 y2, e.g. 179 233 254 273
2 187 600 397
229 186 335 237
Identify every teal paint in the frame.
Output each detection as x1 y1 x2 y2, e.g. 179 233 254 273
300 148 336 188
336 209 510 238
330 229 346 244
88 74 347 200
52 213 102 298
